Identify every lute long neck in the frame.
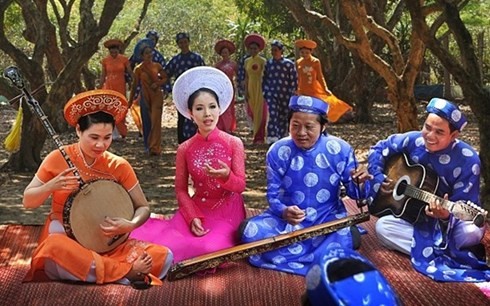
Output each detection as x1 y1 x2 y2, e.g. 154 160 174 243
4 66 82 182
21 87 82 181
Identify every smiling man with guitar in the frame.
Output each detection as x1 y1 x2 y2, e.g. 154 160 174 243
368 97 490 282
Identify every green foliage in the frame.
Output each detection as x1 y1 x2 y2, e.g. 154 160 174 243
232 0 303 58
3 0 489 85
461 0 490 27
124 0 240 64
1 3 29 63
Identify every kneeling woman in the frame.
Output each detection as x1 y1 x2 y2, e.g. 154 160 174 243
23 90 173 287
240 95 371 276
130 67 246 264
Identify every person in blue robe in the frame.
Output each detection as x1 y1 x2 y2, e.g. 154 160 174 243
368 97 489 282
165 32 206 144
240 95 372 276
262 40 297 144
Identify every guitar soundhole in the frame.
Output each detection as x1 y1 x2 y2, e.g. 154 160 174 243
393 175 410 201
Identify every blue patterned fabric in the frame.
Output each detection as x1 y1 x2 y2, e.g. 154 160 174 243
270 39 284 50
289 95 328 115
146 30 159 40
368 131 490 282
426 98 467 131
306 247 400 306
128 41 166 95
241 134 370 276
175 32 190 42
165 51 205 142
129 39 166 69
262 57 297 140
237 54 250 94
139 94 151 152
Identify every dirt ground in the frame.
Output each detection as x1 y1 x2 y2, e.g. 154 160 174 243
0 97 480 225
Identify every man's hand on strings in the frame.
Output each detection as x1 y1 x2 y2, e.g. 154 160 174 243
425 194 450 220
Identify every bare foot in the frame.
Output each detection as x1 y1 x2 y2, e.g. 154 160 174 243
126 252 153 281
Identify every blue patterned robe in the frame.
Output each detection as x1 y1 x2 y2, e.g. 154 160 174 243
368 131 490 282
241 134 369 276
165 51 206 143
262 57 297 140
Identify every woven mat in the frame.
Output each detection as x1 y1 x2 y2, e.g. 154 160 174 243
1 202 489 305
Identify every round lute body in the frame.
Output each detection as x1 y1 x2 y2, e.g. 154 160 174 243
64 180 134 253
3 67 135 254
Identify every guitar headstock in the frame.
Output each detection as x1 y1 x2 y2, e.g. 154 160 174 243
451 201 487 227
3 66 25 90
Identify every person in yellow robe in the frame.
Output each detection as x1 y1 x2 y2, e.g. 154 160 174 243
295 39 353 123
244 34 267 144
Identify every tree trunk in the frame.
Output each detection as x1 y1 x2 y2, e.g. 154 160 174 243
0 0 129 172
386 82 419 132
442 36 453 100
337 55 381 123
478 103 490 210
406 1 490 209
282 0 424 132
1 101 47 171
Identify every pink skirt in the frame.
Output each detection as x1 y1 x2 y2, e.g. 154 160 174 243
130 198 246 262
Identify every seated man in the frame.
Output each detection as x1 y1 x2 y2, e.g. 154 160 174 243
239 95 372 276
368 97 489 282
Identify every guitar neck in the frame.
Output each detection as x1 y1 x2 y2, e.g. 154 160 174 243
403 184 450 209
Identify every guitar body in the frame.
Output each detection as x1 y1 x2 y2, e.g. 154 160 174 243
369 153 439 223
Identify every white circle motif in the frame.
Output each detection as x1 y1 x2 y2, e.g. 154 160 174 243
316 189 331 203
329 173 340 186
244 222 259 238
353 273 366 282
293 191 305 205
288 262 305 269
272 255 287 264
326 140 341 155
288 243 303 254
434 99 447 109
306 265 322 290
462 148 474 157
290 156 305 171
422 247 433 258
451 109 462 123
453 167 461 178
264 217 279 229
315 153 329 169
297 96 314 107
304 172 319 187
472 164 480 175
426 265 438 274
336 161 346 174
438 154 451 165
278 145 291 161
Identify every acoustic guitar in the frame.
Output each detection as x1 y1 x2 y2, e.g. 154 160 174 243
369 153 487 227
